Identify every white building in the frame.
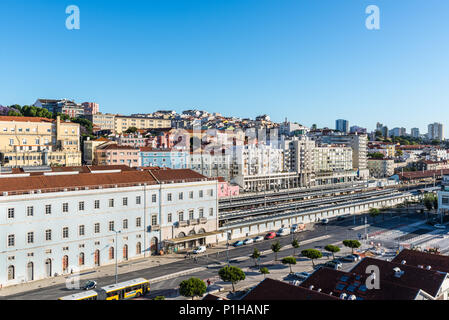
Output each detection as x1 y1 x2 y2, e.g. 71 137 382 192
428 123 444 141
0 166 218 287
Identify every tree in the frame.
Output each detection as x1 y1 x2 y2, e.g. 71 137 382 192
369 208 380 223
324 244 340 260
342 240 361 254
260 267 270 279
153 296 165 300
367 152 385 160
251 248 261 267
218 265 246 293
301 249 322 267
271 241 282 261
125 126 138 134
179 277 207 300
281 256 297 274
423 194 436 212
291 239 300 256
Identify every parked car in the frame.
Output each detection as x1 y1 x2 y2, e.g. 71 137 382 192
293 272 311 281
291 223 306 233
243 238 254 245
81 280 97 290
321 218 329 225
232 240 244 247
434 224 446 229
276 228 291 237
324 260 342 270
342 255 358 262
193 246 206 254
351 254 362 261
253 236 264 242
264 232 276 240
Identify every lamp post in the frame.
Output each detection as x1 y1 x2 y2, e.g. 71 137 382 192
112 229 121 284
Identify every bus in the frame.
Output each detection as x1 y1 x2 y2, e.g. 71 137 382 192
58 278 150 301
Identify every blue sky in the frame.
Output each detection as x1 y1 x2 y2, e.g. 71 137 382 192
0 0 448 135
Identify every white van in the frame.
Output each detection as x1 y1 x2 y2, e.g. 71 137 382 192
193 246 206 254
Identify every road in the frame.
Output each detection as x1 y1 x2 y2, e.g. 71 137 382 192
3 208 422 300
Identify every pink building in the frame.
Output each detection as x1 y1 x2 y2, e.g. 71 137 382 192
95 143 139 167
218 178 240 198
82 102 100 115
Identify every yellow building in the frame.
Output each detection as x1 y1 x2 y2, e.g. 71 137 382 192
114 116 171 134
0 116 82 167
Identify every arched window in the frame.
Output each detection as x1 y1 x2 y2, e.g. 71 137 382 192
198 228 206 234
8 265 15 280
123 244 128 260
94 250 100 266
188 229 196 236
79 253 85 266
178 232 186 238
62 255 69 272
109 247 114 260
136 242 142 255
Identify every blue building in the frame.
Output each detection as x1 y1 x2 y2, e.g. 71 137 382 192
139 148 189 169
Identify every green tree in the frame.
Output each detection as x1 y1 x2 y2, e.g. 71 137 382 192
179 277 207 300
260 267 270 279
423 194 436 212
251 248 261 267
367 152 385 160
369 208 380 223
218 265 246 293
342 240 361 254
271 241 282 261
324 244 340 260
125 126 138 134
281 256 297 274
291 239 300 256
301 249 322 267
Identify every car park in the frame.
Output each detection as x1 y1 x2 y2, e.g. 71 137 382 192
253 236 264 242
243 238 254 245
232 240 244 247
193 246 206 254
264 232 276 240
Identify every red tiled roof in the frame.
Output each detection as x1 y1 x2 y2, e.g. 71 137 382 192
97 143 138 150
149 168 212 183
392 249 449 274
242 278 338 300
0 116 54 123
398 169 449 180
350 257 447 297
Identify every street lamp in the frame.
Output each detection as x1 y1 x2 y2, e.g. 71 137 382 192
112 229 121 284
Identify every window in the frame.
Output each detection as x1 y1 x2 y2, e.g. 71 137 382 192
443 197 449 205
27 232 34 244
94 223 100 233
46 229 52 241
79 225 85 236
45 205 51 215
122 197 128 206
78 201 85 211
136 196 141 205
27 206 34 217
189 191 194 199
189 210 194 220
209 208 214 216
9 139 14 145
199 190 203 198
62 227 69 238
179 212 184 222
62 203 69 213
94 200 100 209
8 234 15 247
168 213 172 223
109 199 114 207
136 217 141 227
152 194 157 203
199 208 204 218
179 192 183 200
167 193 172 201
209 189 214 196
7 208 14 219
151 215 157 225
123 219 128 229
109 221 115 232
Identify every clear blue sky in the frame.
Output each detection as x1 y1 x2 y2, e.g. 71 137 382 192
1 0 448 135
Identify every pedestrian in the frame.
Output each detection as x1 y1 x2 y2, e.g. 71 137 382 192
207 279 211 287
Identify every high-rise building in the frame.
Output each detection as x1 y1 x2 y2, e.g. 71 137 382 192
428 123 444 141
335 119 349 133
411 128 420 138
389 127 406 137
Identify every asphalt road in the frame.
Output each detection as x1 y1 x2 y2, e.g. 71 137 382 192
3 208 422 300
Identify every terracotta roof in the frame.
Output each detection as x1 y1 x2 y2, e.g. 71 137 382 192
96 143 138 150
140 147 173 152
300 267 422 300
0 116 54 123
398 169 449 180
149 168 212 183
392 249 449 274
242 278 338 300
94 137 111 142
350 257 447 297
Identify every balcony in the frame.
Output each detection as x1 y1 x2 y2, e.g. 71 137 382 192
199 217 208 224
189 219 199 226
177 220 188 228
150 224 160 231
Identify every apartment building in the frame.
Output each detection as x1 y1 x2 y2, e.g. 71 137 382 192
83 137 112 165
94 144 139 167
0 166 218 287
140 147 189 169
367 158 395 178
428 123 444 141
82 113 116 134
34 99 84 118
114 116 171 134
0 116 82 167
81 102 99 115
189 150 232 181
313 144 356 185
